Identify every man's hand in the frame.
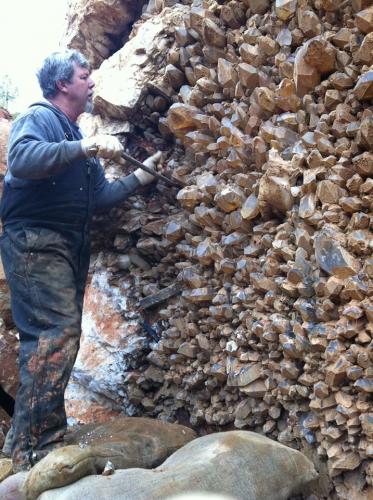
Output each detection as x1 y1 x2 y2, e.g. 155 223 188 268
133 151 162 185
81 135 124 160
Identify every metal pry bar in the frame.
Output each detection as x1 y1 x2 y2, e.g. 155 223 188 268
121 151 185 188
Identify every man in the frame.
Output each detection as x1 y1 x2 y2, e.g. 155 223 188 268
0 49 159 472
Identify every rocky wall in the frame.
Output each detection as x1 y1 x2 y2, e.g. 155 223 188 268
65 0 373 497
1 0 371 497
64 0 149 68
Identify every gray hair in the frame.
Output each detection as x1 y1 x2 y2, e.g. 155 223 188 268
37 49 90 98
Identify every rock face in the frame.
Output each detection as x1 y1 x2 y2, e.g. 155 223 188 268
1 0 373 498
63 0 149 68
39 431 318 500
61 0 373 495
92 5 189 120
66 262 145 424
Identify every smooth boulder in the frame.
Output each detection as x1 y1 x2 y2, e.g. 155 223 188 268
39 431 318 500
0 458 13 482
0 471 28 500
24 417 196 500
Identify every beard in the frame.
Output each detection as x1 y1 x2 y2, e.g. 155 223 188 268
84 99 93 113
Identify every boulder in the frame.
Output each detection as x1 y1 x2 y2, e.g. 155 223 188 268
167 104 202 139
0 458 12 482
258 175 293 212
78 112 131 137
238 63 259 90
353 151 373 176
316 180 347 205
355 6 373 33
303 38 336 74
0 471 28 500
294 37 336 96
38 431 318 500
358 113 373 149
241 194 260 220
294 43 320 97
275 0 297 21
247 0 270 15
24 417 196 499
354 70 373 100
314 228 361 278
214 186 245 213
354 32 373 64
202 18 226 48
298 8 321 38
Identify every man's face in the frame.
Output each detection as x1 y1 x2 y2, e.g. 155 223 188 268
66 62 95 114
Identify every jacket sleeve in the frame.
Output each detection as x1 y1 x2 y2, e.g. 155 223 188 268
93 161 141 212
7 110 84 179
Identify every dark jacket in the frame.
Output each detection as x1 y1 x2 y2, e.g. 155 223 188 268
1 101 140 230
